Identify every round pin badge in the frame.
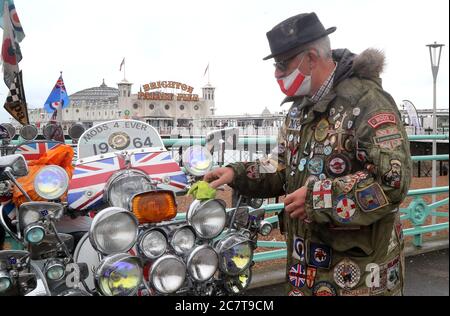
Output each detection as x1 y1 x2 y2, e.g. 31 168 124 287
324 145 333 156
298 158 307 171
290 106 299 118
334 196 357 223
288 134 294 142
312 281 337 296
308 157 324 175
344 136 354 152
333 259 361 289
338 105 344 113
314 119 329 142
347 120 354 129
319 173 327 181
353 107 361 116
329 108 336 116
326 154 351 177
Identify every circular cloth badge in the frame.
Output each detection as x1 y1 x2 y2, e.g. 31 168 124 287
326 154 351 177
333 258 361 289
314 119 330 142
307 157 324 175
334 196 357 223
108 131 131 150
312 281 337 296
288 289 305 296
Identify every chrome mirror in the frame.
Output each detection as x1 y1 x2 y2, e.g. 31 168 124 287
19 125 38 141
0 154 28 181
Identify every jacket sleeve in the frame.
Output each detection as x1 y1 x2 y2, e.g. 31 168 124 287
305 86 412 226
226 118 288 199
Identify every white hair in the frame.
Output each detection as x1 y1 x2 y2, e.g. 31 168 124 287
304 36 332 59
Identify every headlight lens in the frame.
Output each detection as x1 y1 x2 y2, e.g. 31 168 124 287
259 220 273 236
139 229 167 259
34 165 69 200
216 234 253 276
95 253 143 296
187 199 226 239
0 272 12 293
89 207 138 255
45 259 66 281
107 171 152 209
187 245 218 282
150 255 186 294
24 224 45 244
170 226 196 254
224 268 252 294
182 145 213 176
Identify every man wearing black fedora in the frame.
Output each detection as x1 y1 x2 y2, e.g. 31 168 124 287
205 12 412 296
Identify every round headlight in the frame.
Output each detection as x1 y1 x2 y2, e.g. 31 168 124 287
150 255 186 294
170 226 196 254
44 259 66 281
107 170 152 209
24 224 45 244
259 220 273 236
139 229 167 259
89 207 139 255
95 253 143 296
34 165 69 200
216 234 253 276
224 268 252 294
0 271 12 293
187 245 218 282
187 199 226 239
182 145 213 176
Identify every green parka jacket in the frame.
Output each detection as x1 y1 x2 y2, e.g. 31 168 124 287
228 48 412 296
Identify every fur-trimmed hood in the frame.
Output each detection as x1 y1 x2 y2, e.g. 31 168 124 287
333 48 386 86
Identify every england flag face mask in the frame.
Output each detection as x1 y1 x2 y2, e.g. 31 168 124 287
277 55 312 97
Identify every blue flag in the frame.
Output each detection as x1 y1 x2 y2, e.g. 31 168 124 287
44 74 70 113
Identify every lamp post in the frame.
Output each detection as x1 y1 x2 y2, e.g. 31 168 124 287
426 41 444 231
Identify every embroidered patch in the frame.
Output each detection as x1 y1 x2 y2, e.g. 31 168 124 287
326 154 351 177
383 159 402 188
387 227 398 254
246 164 260 179
333 258 361 289
312 281 337 296
306 266 317 288
308 242 332 269
289 106 299 118
365 263 381 289
314 118 329 142
339 288 370 296
355 183 389 212
387 257 401 291
370 262 388 295
334 176 357 194
288 289 305 296
368 112 397 128
312 179 333 210
373 127 403 150
395 220 404 241
288 263 307 288
334 195 357 223
292 236 305 261
308 157 324 175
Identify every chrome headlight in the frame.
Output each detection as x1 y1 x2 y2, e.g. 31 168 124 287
215 234 253 276
150 255 186 294
89 207 139 255
224 268 252 294
24 223 45 244
170 226 196 255
95 253 143 296
182 145 213 176
34 165 69 200
259 220 273 236
0 271 12 293
44 259 66 281
138 229 167 259
187 199 226 239
187 245 218 282
106 170 152 209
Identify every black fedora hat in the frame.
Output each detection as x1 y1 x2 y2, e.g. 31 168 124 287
263 12 336 60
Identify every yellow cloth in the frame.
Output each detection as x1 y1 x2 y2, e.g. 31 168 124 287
187 181 216 200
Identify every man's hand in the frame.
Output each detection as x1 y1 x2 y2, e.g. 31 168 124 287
284 186 308 219
203 167 235 189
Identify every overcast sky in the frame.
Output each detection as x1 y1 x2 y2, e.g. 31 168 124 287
1 0 448 123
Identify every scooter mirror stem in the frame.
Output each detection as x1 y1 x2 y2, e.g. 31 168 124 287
4 167 32 202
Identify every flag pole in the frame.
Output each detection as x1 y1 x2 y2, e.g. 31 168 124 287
57 71 63 124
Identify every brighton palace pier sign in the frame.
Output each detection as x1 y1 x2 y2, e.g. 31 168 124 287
138 81 199 102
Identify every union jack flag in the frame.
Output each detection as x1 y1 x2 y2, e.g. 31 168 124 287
67 151 187 211
15 141 61 161
288 263 306 288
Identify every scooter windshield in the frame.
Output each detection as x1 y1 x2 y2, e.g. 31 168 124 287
77 120 164 159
